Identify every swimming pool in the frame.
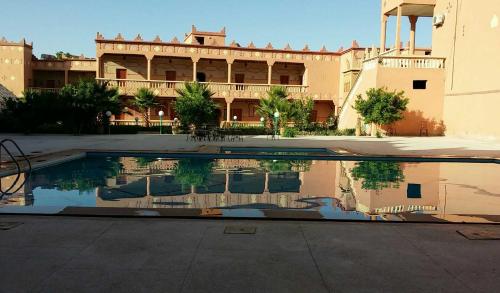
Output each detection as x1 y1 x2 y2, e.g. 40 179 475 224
1 152 499 223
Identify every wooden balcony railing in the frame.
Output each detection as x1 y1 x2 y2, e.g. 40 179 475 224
96 78 309 99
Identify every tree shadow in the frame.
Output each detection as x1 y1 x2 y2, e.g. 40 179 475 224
382 110 446 136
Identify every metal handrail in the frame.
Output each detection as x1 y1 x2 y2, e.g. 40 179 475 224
0 139 32 197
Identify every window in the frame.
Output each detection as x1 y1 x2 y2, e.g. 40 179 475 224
116 69 127 79
46 80 55 88
407 184 422 198
195 36 205 45
413 80 427 89
196 72 206 82
280 75 290 85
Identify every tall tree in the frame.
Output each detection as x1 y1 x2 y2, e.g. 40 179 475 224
354 88 409 136
174 82 217 128
133 87 159 127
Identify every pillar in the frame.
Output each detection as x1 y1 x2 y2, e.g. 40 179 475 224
409 16 418 55
226 101 231 122
64 70 69 85
192 60 198 81
380 14 388 54
225 169 229 192
227 61 232 83
264 172 269 192
96 56 101 78
267 61 274 85
395 5 402 55
147 56 152 80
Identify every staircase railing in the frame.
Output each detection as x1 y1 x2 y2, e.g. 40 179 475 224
0 139 32 197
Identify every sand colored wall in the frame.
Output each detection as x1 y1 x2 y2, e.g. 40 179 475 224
103 54 147 80
33 70 65 88
0 42 32 96
432 0 500 138
299 160 336 197
305 58 340 104
377 67 445 135
271 62 305 86
231 61 268 84
151 57 193 81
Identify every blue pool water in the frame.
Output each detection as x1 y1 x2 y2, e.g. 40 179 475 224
1 153 499 223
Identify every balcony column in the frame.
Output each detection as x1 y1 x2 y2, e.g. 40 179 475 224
227 59 233 83
409 16 418 55
380 14 388 54
267 60 274 85
146 55 153 81
96 56 101 78
64 70 69 85
395 5 402 55
191 57 200 82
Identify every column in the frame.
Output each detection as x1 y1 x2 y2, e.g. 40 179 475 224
64 70 69 85
96 56 101 78
226 101 231 122
409 16 418 55
227 61 232 83
267 64 273 85
146 56 152 80
380 14 388 54
264 172 269 192
192 60 198 81
395 5 402 55
225 169 229 192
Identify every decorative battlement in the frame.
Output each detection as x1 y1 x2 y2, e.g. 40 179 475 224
0 37 33 48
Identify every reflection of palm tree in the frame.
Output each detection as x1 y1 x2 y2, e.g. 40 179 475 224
259 159 312 173
33 157 123 193
172 159 214 192
350 161 405 191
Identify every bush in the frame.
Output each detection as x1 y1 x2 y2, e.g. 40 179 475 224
283 127 298 138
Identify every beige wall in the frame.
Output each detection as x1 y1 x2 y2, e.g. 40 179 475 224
432 0 500 138
151 56 193 81
103 54 147 80
0 42 32 96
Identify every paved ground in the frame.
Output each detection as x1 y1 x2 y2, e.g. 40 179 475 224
0 216 499 293
1 133 500 158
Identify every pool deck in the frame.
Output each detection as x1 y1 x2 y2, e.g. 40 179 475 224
0 216 499 292
1 133 500 159
2 134 500 292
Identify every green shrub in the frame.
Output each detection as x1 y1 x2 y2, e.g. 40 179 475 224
283 127 298 138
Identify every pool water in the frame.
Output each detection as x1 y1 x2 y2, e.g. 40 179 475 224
1 154 499 223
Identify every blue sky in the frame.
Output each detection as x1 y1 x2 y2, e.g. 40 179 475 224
1 0 432 57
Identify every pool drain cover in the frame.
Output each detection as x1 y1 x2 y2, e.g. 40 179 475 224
457 228 500 240
0 222 23 230
224 226 256 234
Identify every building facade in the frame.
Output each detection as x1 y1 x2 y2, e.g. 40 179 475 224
1 26 371 125
2 0 500 137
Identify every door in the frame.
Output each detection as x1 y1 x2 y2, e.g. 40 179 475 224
196 72 206 82
235 74 245 90
116 69 127 87
166 71 176 88
280 75 290 85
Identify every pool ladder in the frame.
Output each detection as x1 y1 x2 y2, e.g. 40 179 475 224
0 138 32 197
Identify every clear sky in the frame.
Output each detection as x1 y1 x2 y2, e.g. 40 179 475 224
1 0 432 57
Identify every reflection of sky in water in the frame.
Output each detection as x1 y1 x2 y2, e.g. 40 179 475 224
32 187 96 207
315 198 374 220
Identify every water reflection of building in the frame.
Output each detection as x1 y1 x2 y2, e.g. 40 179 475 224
338 161 500 222
96 157 338 210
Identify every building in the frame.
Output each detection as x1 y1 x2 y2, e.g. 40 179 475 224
339 0 500 138
1 26 372 125
1 0 499 137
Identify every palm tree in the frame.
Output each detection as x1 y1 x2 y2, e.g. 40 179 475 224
256 86 291 129
174 82 217 128
133 87 158 127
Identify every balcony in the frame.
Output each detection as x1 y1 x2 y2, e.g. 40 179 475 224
96 78 310 99
363 56 445 70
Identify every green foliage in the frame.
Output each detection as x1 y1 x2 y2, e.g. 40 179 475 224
259 159 312 173
0 80 121 134
172 158 214 191
132 87 158 127
291 97 314 130
60 79 121 134
256 86 290 128
350 161 405 191
282 127 298 138
354 88 409 126
174 82 218 128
